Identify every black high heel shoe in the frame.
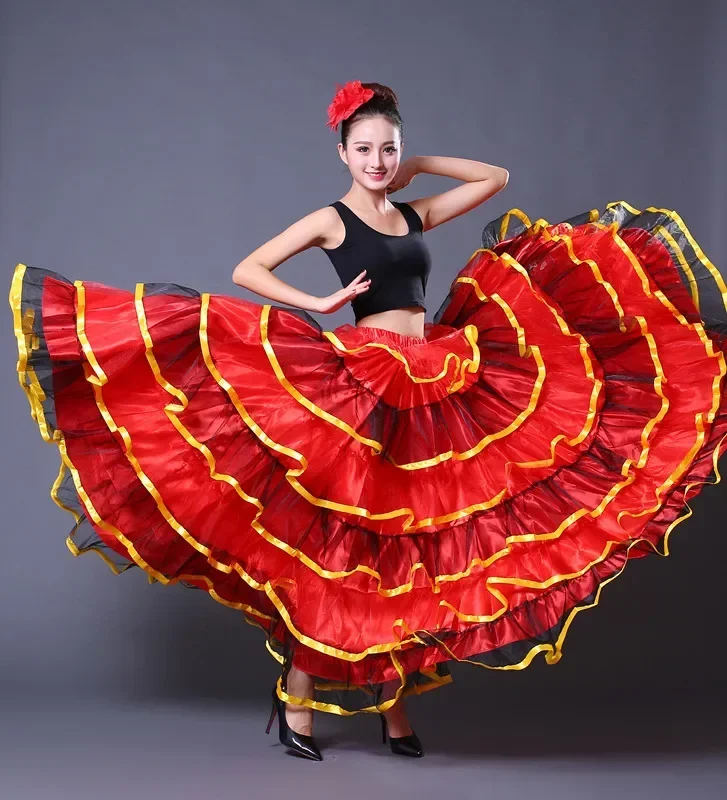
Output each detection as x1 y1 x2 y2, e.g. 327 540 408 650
265 685 322 761
380 713 424 758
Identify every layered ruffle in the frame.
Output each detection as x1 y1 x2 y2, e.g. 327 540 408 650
10 200 727 714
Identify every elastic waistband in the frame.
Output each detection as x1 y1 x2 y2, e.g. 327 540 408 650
352 324 428 344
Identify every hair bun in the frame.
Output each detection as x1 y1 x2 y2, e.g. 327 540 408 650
364 82 399 110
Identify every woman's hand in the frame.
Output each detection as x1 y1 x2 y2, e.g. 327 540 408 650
386 156 420 194
312 270 371 314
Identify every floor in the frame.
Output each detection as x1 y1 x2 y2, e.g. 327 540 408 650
2 692 725 800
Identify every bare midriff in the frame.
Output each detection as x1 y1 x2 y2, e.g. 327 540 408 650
356 306 426 339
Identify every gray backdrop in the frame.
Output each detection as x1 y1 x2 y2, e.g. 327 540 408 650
2 0 726 724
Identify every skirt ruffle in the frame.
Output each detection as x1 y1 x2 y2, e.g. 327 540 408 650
10 199 727 715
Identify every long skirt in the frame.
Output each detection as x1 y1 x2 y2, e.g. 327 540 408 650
10 200 727 715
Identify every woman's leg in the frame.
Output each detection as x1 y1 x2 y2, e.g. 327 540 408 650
380 679 413 737
283 664 315 735
283 665 413 737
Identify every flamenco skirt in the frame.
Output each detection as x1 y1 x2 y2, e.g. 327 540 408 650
10 200 727 716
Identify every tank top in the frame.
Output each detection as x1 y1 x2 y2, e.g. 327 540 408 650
320 200 432 322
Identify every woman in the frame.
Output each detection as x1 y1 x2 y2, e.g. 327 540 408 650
233 82 509 758
10 80 727 762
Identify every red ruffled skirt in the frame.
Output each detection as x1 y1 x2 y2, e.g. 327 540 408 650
10 200 727 715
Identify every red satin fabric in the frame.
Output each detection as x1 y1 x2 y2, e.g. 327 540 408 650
13 202 727 702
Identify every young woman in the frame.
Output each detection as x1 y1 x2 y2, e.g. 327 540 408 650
10 80 727 763
232 82 509 759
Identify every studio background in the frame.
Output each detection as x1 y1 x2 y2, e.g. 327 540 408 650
1 0 725 728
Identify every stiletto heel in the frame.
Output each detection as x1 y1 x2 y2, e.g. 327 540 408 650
265 684 322 761
265 697 278 735
379 713 424 758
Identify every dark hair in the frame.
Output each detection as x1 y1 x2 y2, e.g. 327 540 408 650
340 82 403 148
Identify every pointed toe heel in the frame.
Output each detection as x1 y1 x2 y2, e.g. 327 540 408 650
265 685 322 761
380 713 424 758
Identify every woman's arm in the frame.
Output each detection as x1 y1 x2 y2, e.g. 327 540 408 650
398 156 509 232
232 207 370 314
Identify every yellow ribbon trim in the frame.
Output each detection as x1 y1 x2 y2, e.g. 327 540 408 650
10 267 124 575
202 270 658 545
261 304 542 472
591 217 726 521
278 426 727 714
608 223 726 526
498 207 532 240
539 227 628 332
137 236 684 596
654 224 700 312
453 250 603 470
134 242 681 591
74 280 440 660
317 303 544 471
260 305 381 455
135 283 478 596
275 649 453 715
135 280 673 597
9 267 275 613
321 324 480 385
72 281 536 649
131 285 547 598
520 214 725 528
226 253 597 478
607 200 727 314
450 284 528 357
200 291 512 530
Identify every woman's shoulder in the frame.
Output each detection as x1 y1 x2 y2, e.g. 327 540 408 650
289 204 342 234
300 204 346 250
254 205 342 257
390 199 424 232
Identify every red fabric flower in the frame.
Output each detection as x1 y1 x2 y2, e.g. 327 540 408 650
326 80 375 131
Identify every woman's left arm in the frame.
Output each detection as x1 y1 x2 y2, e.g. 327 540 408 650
391 156 509 232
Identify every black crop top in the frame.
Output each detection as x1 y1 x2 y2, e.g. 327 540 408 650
320 200 432 322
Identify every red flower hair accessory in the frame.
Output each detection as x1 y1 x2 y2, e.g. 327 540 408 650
326 80 375 131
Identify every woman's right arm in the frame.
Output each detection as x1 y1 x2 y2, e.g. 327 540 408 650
232 207 369 314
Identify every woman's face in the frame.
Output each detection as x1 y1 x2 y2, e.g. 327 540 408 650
338 115 402 191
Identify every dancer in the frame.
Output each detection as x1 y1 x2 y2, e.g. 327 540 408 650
10 80 727 762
